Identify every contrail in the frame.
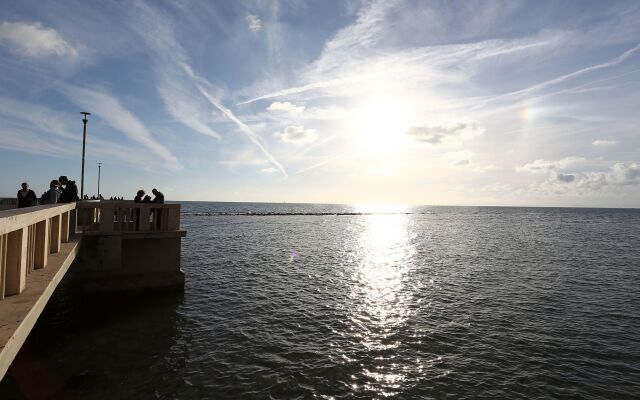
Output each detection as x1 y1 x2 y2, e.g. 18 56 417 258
296 156 339 174
237 75 372 106
196 84 288 178
510 43 640 95
180 63 288 177
236 37 557 106
471 43 640 109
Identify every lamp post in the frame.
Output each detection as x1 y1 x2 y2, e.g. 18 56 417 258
97 162 102 200
80 112 91 200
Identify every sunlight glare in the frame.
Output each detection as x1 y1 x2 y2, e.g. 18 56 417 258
351 97 411 154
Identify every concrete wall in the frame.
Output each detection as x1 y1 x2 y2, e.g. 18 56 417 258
77 231 185 295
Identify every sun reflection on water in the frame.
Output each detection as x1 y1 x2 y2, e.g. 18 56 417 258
341 205 421 397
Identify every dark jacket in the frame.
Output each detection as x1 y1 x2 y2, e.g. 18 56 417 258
17 189 37 208
59 180 78 203
152 191 165 204
40 188 62 204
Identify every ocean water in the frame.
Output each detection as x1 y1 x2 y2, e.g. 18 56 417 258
1 202 639 399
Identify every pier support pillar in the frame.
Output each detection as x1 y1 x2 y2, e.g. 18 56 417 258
34 219 49 269
5 228 27 296
50 215 61 254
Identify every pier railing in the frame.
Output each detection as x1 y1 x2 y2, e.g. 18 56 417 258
0 201 182 298
76 201 180 233
0 203 76 299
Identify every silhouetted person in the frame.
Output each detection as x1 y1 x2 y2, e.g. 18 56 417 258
17 182 37 208
134 190 145 203
58 176 78 203
151 188 164 204
40 180 62 204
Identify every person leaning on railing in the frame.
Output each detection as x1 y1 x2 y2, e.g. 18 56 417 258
17 182 37 208
39 180 62 204
151 188 164 204
58 176 79 203
134 189 145 203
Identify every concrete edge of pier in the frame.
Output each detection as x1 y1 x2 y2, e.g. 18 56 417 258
0 236 81 380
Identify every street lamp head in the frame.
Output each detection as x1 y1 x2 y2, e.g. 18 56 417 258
80 112 91 116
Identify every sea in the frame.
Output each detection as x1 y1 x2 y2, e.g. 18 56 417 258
1 202 639 399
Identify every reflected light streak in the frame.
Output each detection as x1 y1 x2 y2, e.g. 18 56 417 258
345 207 418 396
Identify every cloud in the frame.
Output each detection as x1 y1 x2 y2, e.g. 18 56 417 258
592 139 617 146
156 67 222 140
607 162 640 185
406 122 484 145
59 85 182 171
275 125 318 144
245 15 263 32
260 167 277 173
0 22 77 58
517 156 585 173
531 163 639 195
267 101 305 114
0 96 76 139
193 78 288 177
0 97 161 169
236 2 562 106
130 3 222 140
557 173 576 183
0 127 73 157
454 159 470 166
237 76 365 105
130 2 286 176
502 43 640 100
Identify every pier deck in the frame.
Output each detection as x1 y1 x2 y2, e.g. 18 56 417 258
0 201 185 380
0 236 80 379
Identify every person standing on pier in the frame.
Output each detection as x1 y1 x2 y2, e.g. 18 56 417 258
17 182 37 208
151 188 164 204
58 176 79 203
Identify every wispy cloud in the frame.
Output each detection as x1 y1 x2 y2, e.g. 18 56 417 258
0 21 77 58
517 157 585 173
0 96 76 139
0 96 161 169
471 43 640 109
193 78 287 177
238 75 370 105
131 1 286 176
59 85 182 171
131 1 222 141
0 127 72 157
156 66 222 140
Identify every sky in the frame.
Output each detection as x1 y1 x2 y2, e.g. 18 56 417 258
0 0 638 207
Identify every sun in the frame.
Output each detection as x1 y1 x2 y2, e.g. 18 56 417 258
351 97 411 154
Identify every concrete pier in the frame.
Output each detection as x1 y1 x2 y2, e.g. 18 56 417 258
0 200 185 379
